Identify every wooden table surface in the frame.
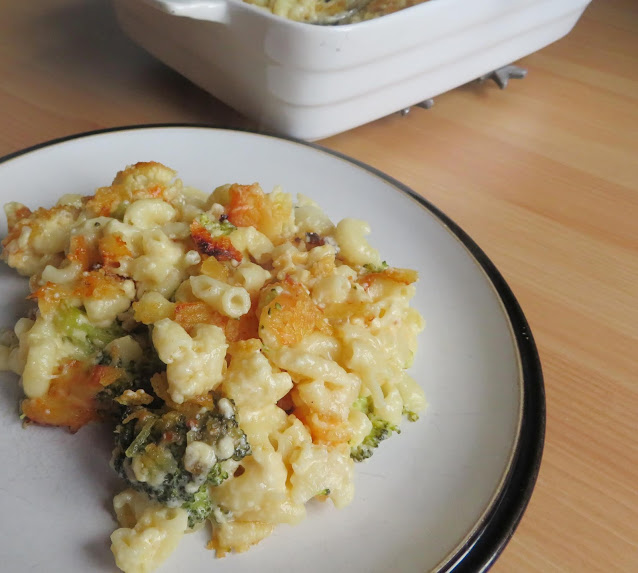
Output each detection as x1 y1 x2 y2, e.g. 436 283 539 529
1 0 637 571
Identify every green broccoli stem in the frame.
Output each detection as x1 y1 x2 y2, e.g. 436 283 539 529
350 417 400 462
54 304 123 355
124 417 156 458
182 487 215 529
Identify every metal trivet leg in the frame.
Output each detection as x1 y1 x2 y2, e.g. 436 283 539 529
416 98 435 110
397 63 526 117
478 64 528 89
399 98 434 116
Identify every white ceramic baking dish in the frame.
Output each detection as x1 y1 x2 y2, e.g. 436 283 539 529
112 0 591 140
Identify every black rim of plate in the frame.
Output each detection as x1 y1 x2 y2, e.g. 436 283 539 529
0 123 545 573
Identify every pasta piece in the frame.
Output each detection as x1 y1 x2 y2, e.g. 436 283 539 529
270 347 361 444
311 274 351 305
40 260 83 285
289 442 354 507
334 218 382 267
1 202 78 276
111 489 188 573
228 226 274 264
152 318 228 404
131 228 187 296
20 316 71 398
294 194 335 235
83 278 136 327
123 199 177 229
210 521 275 558
232 261 272 293
190 275 251 319
222 341 293 411
397 373 427 416
132 291 175 324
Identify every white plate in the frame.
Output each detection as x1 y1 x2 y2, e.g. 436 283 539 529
0 126 544 573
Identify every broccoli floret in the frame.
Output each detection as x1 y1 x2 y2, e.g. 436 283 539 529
352 396 372 414
54 305 123 355
197 213 236 236
206 462 229 487
350 396 400 462
350 418 400 462
124 415 157 458
111 395 251 526
182 487 215 528
195 405 251 462
403 407 420 422
363 261 388 273
95 346 164 420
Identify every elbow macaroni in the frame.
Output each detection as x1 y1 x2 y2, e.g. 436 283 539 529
123 199 177 229
334 218 382 267
232 261 272 293
190 275 251 319
111 490 188 573
228 226 274 264
152 318 228 404
0 162 426 573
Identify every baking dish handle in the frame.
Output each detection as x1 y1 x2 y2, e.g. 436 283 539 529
141 0 228 23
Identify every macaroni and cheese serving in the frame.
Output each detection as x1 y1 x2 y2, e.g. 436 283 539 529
243 0 430 24
0 162 426 573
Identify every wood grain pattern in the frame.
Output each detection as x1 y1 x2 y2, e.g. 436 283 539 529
1 0 637 571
